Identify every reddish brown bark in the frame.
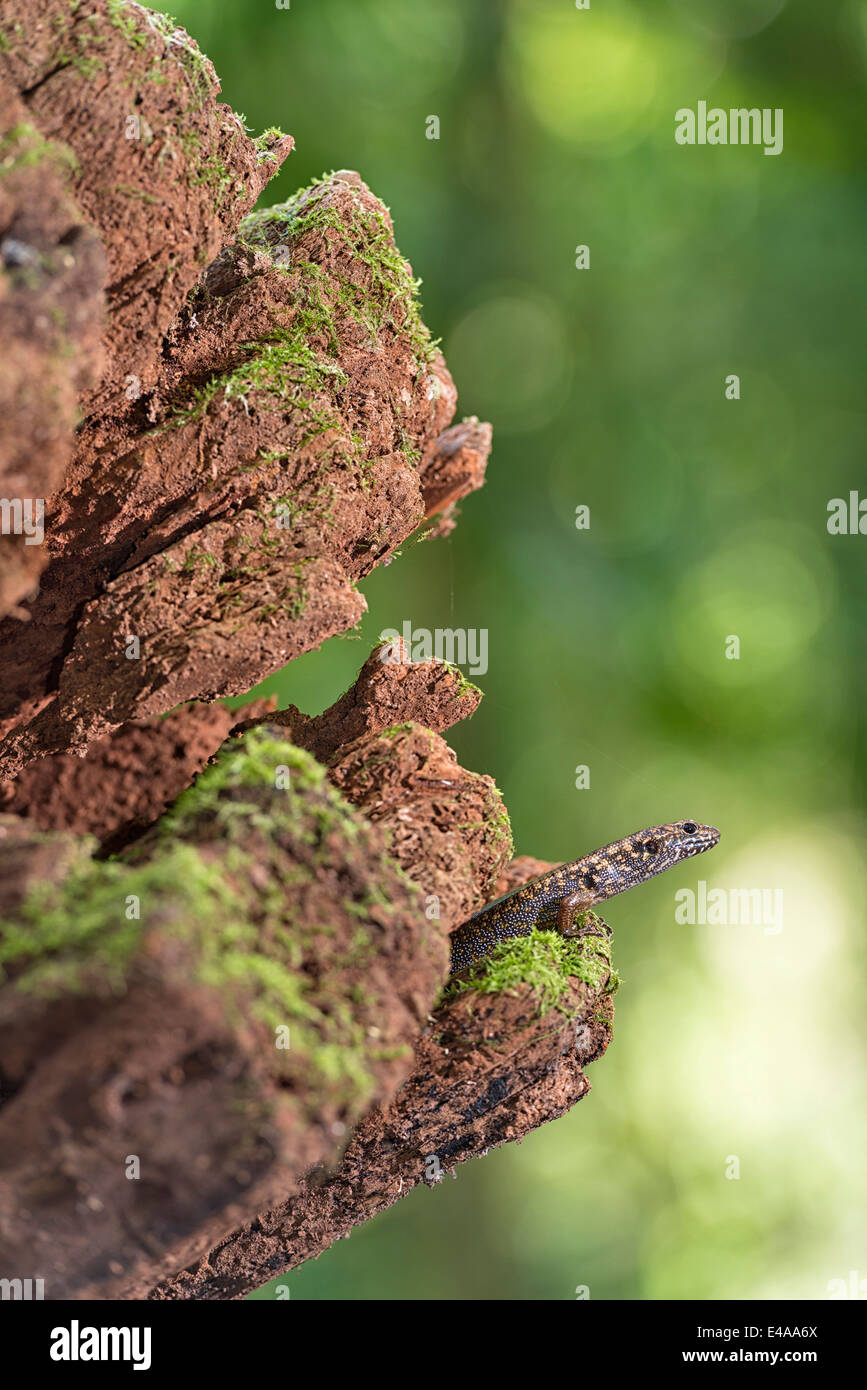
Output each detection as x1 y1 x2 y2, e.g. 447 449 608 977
0 2 613 1303
147 960 614 1301
0 4 489 779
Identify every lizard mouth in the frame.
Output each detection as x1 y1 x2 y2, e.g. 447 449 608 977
683 826 720 855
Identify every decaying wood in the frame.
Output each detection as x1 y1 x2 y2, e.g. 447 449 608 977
0 1 615 1302
0 3 490 780
147 937 614 1301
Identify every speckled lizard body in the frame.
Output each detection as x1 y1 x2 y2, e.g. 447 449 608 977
449 820 720 974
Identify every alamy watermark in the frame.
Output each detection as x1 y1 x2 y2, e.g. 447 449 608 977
380 621 488 676
676 881 783 935
827 1270 867 1299
1 1276 44 1299
0 497 44 545
827 492 867 535
675 102 783 157
49 1321 151 1370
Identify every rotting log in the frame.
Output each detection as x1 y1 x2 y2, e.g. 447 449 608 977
0 643 616 1300
146 924 616 1301
0 1 616 1303
0 0 490 779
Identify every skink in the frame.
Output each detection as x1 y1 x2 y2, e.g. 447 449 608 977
450 820 720 973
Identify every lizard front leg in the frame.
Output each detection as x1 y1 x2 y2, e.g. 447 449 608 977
556 893 611 940
556 891 596 935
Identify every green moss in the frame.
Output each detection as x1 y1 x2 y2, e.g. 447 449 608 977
180 547 219 573
162 728 295 818
0 731 416 1114
252 126 290 163
0 20 23 55
1 844 211 997
160 318 349 446
240 174 438 368
191 152 238 205
137 8 215 107
107 3 227 136
106 0 148 49
0 124 79 180
268 482 336 532
447 922 619 1017
157 172 436 498
456 788 513 864
487 803 514 861
71 52 106 78
113 183 160 204
42 3 110 81
440 661 483 703
368 1043 412 1063
255 448 292 466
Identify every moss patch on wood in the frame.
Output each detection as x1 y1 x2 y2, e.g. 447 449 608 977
0 728 424 1117
0 122 80 180
446 919 619 1017
165 172 439 462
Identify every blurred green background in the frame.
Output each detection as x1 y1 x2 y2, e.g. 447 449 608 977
169 0 867 1299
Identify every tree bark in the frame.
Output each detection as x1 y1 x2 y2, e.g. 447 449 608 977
147 945 614 1301
0 1 489 779
0 1 615 1302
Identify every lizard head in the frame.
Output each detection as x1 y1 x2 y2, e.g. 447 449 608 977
569 821 721 907
630 820 720 877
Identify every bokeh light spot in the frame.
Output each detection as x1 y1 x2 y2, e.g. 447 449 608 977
446 288 571 433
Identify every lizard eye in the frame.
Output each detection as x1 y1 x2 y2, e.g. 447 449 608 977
682 822 697 835
644 839 660 855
